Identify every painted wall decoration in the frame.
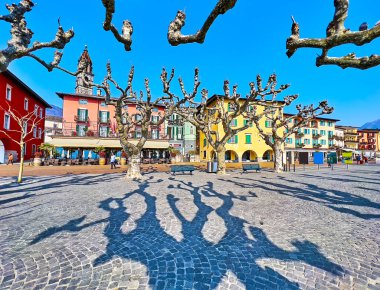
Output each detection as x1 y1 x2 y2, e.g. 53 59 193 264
313 152 324 165
342 152 353 164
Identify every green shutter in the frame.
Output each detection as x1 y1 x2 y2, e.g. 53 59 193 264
235 135 238 144
228 103 231 111
107 127 110 137
245 134 251 144
107 111 110 121
77 109 80 119
85 109 88 121
203 138 206 147
76 125 79 134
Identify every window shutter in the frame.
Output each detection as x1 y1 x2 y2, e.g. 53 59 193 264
107 127 110 137
77 109 80 118
235 135 238 144
85 109 88 121
76 125 79 134
107 111 110 121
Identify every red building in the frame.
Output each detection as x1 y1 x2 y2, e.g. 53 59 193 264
0 70 51 163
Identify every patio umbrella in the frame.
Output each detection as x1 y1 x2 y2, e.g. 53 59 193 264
61 150 65 158
88 150 92 159
67 149 70 159
82 150 85 159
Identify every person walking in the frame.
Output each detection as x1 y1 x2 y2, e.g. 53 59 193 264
110 153 116 169
7 153 14 165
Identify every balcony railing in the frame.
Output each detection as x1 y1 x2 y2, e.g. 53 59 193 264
55 121 168 140
313 144 322 149
74 115 89 123
312 134 322 139
295 143 305 148
295 132 305 137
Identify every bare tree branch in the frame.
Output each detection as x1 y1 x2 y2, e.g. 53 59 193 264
286 1 380 69
0 0 74 72
168 0 237 46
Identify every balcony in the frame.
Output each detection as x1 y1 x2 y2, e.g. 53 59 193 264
295 132 305 138
99 118 111 125
312 134 322 139
313 144 322 149
74 115 89 123
295 143 305 148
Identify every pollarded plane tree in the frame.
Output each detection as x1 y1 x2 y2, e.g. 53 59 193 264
249 75 334 173
0 103 44 183
286 0 380 69
173 76 283 175
86 63 199 179
0 0 76 73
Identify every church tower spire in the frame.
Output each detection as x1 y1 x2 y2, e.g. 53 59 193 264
75 45 94 95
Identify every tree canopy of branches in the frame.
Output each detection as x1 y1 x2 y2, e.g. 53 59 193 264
286 0 380 69
87 63 197 179
0 0 75 73
0 103 44 183
248 75 334 172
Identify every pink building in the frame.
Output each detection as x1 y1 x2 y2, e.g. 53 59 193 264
50 47 169 159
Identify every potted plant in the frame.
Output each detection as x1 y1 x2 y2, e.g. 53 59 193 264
33 151 43 166
120 151 128 165
94 146 106 165
86 130 95 136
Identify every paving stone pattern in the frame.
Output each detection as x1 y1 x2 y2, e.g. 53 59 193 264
0 166 379 289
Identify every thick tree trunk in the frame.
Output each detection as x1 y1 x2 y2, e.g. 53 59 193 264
125 154 142 179
17 144 24 183
216 146 226 175
273 143 283 173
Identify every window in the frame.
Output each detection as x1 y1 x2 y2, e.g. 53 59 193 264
227 135 238 144
310 121 316 127
328 131 333 137
23 121 27 133
304 139 310 145
243 119 253 127
295 138 301 145
135 114 142 121
303 129 310 134
312 129 318 135
320 120 325 126
5 85 12 101
265 120 272 128
4 113 10 129
33 127 37 138
320 139 326 145
327 121 333 127
230 119 237 127
100 101 107 107
78 109 88 122
203 138 207 147
99 126 108 137
320 130 326 136
135 130 142 138
79 99 88 104
99 111 109 123
151 115 159 123
39 108 43 118
245 134 252 144
286 138 292 144
77 125 87 137
151 129 159 139
152 108 159 112
32 144 36 156
24 98 29 110
190 126 194 135
34 105 39 116
203 151 206 159
227 103 233 112
38 128 42 139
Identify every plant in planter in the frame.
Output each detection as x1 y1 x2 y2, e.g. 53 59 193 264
33 151 43 166
94 146 107 165
86 130 95 136
71 131 78 136
120 151 128 165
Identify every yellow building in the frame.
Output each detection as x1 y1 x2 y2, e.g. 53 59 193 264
198 96 281 162
336 126 359 150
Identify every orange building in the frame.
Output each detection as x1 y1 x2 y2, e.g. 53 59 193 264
50 47 169 159
358 129 380 157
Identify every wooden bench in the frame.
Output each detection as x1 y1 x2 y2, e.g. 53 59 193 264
242 163 261 173
170 165 195 175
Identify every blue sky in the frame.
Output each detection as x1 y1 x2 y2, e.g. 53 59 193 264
1 0 379 126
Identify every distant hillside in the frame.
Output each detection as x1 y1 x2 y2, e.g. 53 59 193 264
46 105 63 118
360 119 380 130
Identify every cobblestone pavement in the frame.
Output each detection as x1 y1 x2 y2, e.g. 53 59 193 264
0 166 379 289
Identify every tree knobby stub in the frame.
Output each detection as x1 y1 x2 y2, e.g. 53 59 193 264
286 0 380 69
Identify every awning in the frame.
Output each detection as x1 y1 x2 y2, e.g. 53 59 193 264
341 148 361 154
50 137 170 149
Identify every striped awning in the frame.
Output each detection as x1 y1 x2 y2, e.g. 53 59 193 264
50 137 170 149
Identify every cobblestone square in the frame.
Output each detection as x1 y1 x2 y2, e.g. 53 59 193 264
0 166 379 289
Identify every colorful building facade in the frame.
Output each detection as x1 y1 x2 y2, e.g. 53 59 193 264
198 96 278 162
166 113 196 156
0 70 50 163
358 129 380 157
336 126 359 150
50 48 170 158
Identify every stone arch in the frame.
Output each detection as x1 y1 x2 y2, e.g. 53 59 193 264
262 149 274 161
0 140 4 164
241 150 258 162
225 150 239 162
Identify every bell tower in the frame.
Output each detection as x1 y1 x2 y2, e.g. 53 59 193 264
75 45 94 95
